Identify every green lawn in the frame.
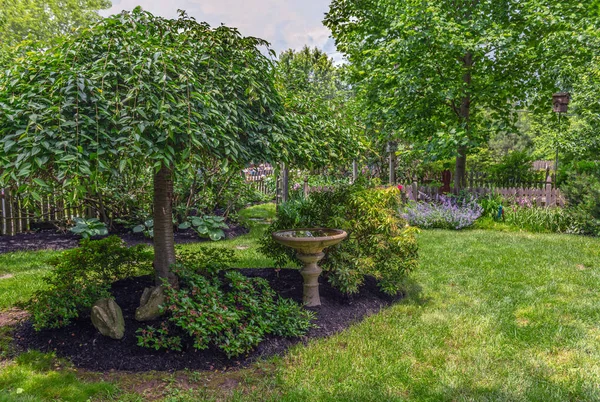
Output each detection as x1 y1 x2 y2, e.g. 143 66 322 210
1 215 600 401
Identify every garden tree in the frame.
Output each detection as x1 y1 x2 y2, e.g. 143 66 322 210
276 46 364 168
325 0 597 188
0 0 111 47
0 8 292 284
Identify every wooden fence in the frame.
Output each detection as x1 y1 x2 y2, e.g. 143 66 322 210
298 183 565 207
402 184 565 207
0 188 96 236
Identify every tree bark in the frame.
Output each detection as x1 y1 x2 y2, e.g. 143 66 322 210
153 164 177 286
455 52 472 191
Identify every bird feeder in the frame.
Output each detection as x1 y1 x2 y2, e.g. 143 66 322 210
552 92 570 113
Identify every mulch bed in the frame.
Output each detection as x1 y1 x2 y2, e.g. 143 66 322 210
14 269 402 372
0 225 248 254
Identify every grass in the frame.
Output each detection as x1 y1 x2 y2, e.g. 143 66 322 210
0 251 57 310
1 205 599 401
252 230 600 401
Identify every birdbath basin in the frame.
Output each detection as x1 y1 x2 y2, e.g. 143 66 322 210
272 228 347 307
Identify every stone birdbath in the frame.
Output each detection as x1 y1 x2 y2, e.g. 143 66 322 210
272 228 347 307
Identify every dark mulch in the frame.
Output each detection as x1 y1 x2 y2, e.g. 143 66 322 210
14 269 401 372
0 225 248 254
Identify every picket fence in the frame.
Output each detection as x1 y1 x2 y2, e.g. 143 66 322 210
0 188 96 236
402 184 565 207
300 183 565 207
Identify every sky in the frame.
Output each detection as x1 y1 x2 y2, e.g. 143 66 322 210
101 0 341 61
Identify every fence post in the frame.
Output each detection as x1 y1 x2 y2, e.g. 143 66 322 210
281 162 289 203
412 176 418 201
352 160 358 184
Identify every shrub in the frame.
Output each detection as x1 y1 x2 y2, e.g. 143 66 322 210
136 266 315 358
175 246 237 277
260 184 419 295
27 236 152 330
562 170 600 236
402 194 482 230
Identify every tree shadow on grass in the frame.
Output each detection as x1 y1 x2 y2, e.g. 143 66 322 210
398 276 431 307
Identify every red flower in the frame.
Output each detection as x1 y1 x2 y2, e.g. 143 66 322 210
397 185 404 191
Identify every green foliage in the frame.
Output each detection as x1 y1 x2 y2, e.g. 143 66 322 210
0 8 287 190
137 267 315 358
132 219 154 238
261 184 419 295
325 0 596 179
562 169 600 236
69 217 108 239
0 0 110 48
26 236 152 330
175 246 237 277
276 46 365 168
178 215 228 241
477 194 505 220
503 205 569 233
490 151 536 186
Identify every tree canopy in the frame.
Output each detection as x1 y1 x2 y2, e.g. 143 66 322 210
325 0 597 187
0 8 290 282
275 46 364 168
0 0 111 47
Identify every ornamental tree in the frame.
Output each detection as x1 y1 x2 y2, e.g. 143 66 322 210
325 0 597 188
0 8 290 284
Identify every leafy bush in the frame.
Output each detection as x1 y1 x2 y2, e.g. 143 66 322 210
562 170 600 236
27 236 153 330
178 215 228 241
490 151 536 186
69 217 108 239
402 194 483 230
136 266 315 358
260 184 419 295
175 246 237 277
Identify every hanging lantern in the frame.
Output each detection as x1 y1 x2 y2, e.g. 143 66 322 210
552 92 570 113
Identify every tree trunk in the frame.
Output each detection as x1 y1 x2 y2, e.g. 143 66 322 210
153 164 177 286
455 52 473 191
454 145 467 190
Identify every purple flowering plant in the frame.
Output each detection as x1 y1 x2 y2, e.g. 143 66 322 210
402 193 483 230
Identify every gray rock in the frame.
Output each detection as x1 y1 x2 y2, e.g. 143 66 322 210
135 285 166 321
91 298 125 340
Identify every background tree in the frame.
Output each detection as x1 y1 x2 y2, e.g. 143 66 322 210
275 46 364 169
0 8 290 284
325 0 596 188
0 0 111 47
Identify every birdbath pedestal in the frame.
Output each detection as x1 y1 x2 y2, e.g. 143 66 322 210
272 228 347 307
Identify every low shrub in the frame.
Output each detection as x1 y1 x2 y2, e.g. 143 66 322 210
136 266 315 358
26 236 152 330
260 184 419 295
402 194 482 230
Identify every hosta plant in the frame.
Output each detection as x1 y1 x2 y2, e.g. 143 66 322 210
69 217 109 239
178 215 228 241
132 219 154 238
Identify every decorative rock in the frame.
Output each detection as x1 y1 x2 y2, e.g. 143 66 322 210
135 285 166 321
91 298 125 340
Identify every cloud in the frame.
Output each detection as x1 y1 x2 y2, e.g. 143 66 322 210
102 0 338 57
